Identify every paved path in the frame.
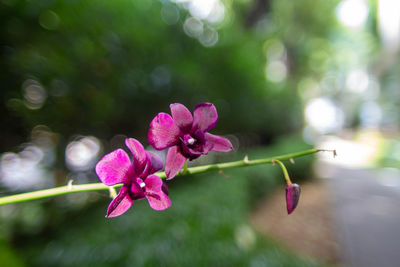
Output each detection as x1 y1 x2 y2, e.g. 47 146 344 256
325 165 400 267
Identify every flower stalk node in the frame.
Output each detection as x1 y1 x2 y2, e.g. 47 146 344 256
109 186 117 199
67 180 74 190
317 149 337 158
218 170 230 178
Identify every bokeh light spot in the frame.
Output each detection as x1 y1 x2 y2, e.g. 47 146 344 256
337 0 368 29
0 146 53 190
199 27 218 47
65 136 101 172
183 17 204 38
346 69 369 93
23 79 47 110
161 4 180 25
265 61 287 83
305 97 345 133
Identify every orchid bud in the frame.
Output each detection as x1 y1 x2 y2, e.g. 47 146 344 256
286 183 301 214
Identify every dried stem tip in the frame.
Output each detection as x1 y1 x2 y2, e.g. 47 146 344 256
286 183 301 214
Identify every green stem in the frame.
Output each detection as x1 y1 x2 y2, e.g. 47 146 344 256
0 148 331 206
273 159 292 185
109 186 117 199
181 160 188 175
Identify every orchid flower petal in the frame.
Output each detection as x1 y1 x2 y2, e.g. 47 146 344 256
192 129 205 143
106 186 133 218
161 181 169 196
170 103 193 133
95 149 132 186
125 138 147 175
192 103 218 132
286 183 301 214
144 175 171 210
165 146 187 179
205 133 233 152
142 151 163 177
148 112 181 150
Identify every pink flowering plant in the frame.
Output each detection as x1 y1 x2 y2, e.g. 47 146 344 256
0 102 336 217
148 103 233 179
95 138 170 217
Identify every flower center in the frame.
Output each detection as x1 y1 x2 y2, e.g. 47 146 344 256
183 134 197 146
140 182 146 188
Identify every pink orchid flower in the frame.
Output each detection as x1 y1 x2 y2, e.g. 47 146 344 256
96 138 170 217
148 103 233 179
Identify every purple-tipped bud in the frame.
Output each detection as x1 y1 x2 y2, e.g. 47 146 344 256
286 183 301 214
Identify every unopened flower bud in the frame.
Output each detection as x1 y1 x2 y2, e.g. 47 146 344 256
286 183 301 214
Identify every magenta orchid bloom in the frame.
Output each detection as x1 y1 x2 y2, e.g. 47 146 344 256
286 183 301 214
148 103 233 179
95 138 171 218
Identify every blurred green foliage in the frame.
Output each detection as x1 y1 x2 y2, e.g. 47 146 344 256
0 239 24 267
376 136 400 169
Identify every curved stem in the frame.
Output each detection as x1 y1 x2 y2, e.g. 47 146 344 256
0 148 332 206
273 159 292 185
